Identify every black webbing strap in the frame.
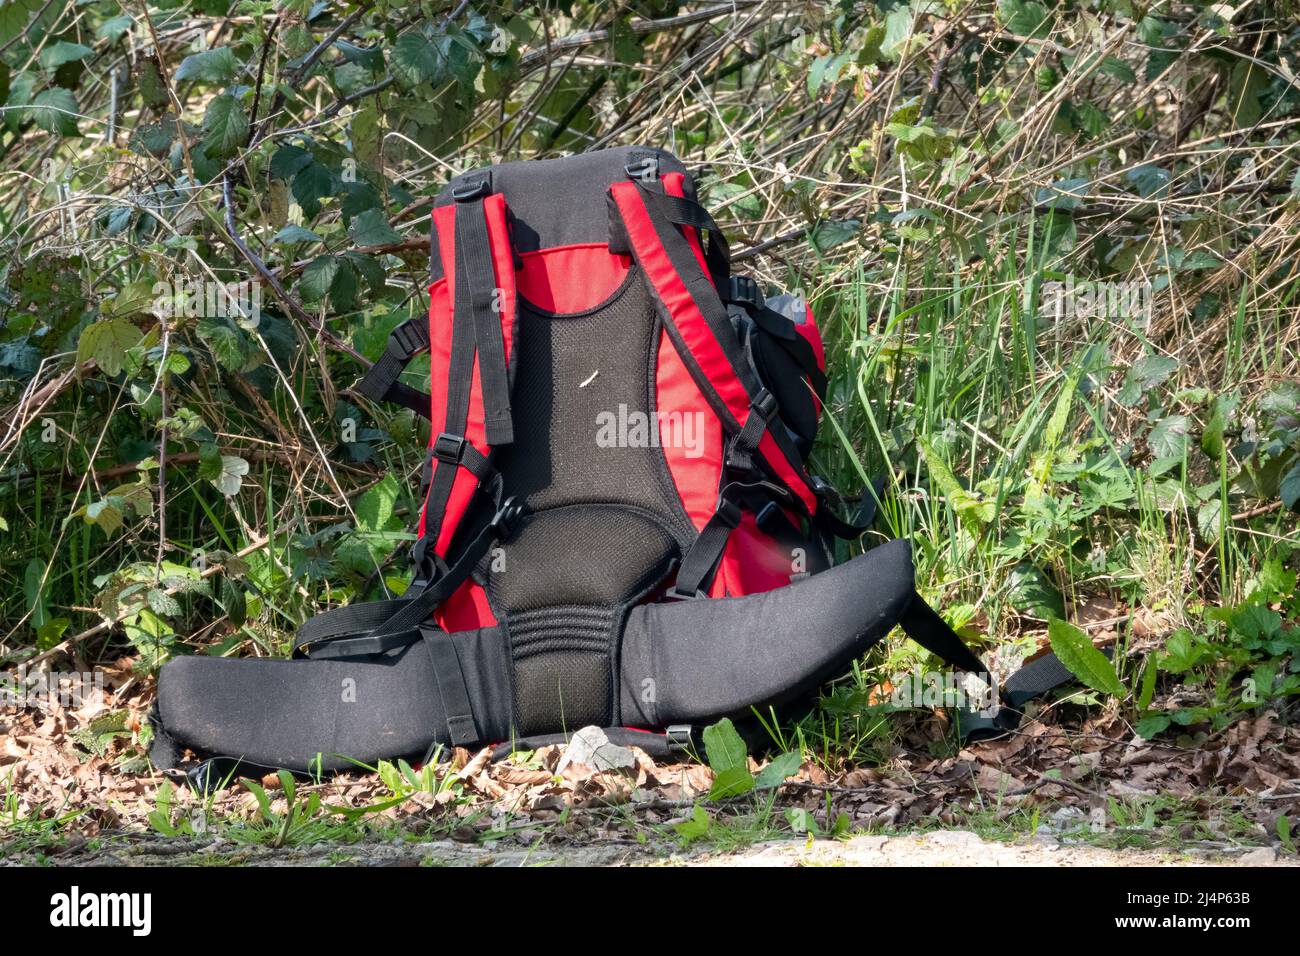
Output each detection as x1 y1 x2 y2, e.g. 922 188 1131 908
640 189 730 291
897 593 989 676
452 181 513 447
293 599 411 656
811 475 885 540
422 630 478 747
672 478 792 598
298 492 523 660
355 319 432 418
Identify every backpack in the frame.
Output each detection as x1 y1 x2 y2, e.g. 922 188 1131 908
151 146 1069 781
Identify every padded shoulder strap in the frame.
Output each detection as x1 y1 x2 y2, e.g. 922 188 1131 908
608 175 817 516
422 173 520 552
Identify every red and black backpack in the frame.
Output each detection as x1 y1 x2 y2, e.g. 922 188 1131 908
152 146 1067 781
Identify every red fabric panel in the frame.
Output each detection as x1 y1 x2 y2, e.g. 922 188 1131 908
655 326 723 532
715 512 796 596
518 244 630 313
435 580 497 631
610 181 817 514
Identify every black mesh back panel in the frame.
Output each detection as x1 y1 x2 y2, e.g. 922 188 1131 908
487 268 695 735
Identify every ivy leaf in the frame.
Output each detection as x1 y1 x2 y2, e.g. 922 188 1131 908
202 93 248 159
29 88 80 135
1047 618 1125 697
77 318 143 375
175 47 240 85
348 208 401 247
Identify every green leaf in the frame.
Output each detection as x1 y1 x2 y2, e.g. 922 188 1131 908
356 474 400 533
999 0 1053 38
1135 713 1171 739
29 88 80 135
300 256 341 304
1280 463 1300 513
1148 414 1191 459
673 804 711 843
39 42 94 70
24 559 49 630
96 15 135 42
211 455 249 497
175 47 240 85
77 318 143 375
348 208 401 247
754 751 802 790
1137 656 1158 711
271 224 322 245
201 93 248 159
269 144 313 179
702 717 748 775
1047 618 1125 697
710 765 756 799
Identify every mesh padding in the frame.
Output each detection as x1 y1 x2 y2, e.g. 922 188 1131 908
497 277 691 543
507 605 614 734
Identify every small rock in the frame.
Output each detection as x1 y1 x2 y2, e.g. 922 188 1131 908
1238 846 1277 865
556 725 637 773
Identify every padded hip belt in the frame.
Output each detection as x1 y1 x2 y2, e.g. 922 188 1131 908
152 540 953 774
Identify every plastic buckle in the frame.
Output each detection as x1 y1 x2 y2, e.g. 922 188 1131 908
387 320 427 359
728 275 763 310
433 432 467 464
754 500 783 534
489 496 525 539
665 725 693 754
751 387 779 423
451 179 490 203
715 491 744 530
624 157 659 184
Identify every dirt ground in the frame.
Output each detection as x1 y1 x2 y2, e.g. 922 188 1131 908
23 827 1291 867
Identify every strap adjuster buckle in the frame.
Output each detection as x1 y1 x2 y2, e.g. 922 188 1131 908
751 387 779 423
451 179 490 203
665 725 693 753
715 491 744 530
625 157 659 184
433 432 467 464
728 275 763 310
387 319 427 359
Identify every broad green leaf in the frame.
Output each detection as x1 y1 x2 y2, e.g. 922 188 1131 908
709 765 755 800
300 256 341 303
1048 618 1125 697
1134 714 1171 739
202 93 248 159
175 47 240 85
271 224 322 244
29 88 80 135
39 42 94 70
754 751 802 790
702 717 748 775
349 208 401 247
77 318 143 375
356 474 400 533
673 804 711 843
1148 414 1191 459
